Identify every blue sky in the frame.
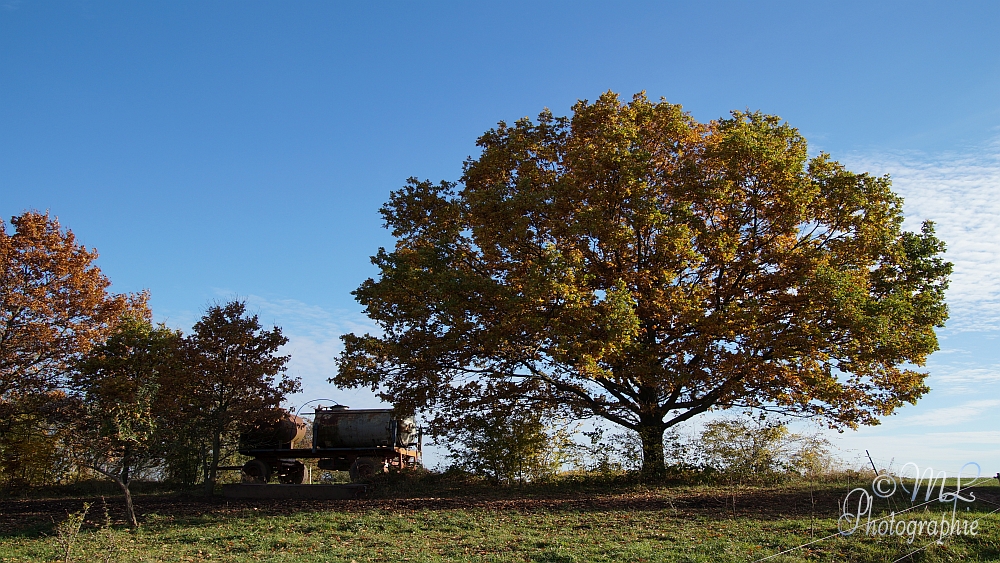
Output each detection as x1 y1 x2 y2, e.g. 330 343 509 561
3 1 999 473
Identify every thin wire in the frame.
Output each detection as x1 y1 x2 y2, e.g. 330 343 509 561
889 504 1000 563
750 480 991 563
751 531 843 562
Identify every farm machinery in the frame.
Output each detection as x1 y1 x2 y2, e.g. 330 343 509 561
238 405 421 484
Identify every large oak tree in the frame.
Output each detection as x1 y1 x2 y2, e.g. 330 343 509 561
334 92 952 475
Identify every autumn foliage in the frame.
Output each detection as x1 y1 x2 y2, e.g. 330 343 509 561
0 212 134 408
181 301 298 493
0 211 300 499
334 92 952 475
72 312 182 526
0 212 138 488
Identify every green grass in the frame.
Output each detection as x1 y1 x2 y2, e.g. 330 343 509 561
3 475 1000 562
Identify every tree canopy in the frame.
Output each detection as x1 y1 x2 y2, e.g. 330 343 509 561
0 211 135 409
334 91 951 474
179 300 299 493
0 212 304 495
0 211 139 488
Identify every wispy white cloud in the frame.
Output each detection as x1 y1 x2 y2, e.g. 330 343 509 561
929 363 1000 393
242 294 377 341
846 141 1000 331
828 428 1000 474
155 291 386 408
890 399 1000 427
238 294 385 408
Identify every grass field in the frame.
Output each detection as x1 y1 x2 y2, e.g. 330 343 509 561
2 473 1000 562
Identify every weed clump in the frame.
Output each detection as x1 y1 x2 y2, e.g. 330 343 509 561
50 497 132 563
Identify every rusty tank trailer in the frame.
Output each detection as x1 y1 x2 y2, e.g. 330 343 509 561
238 405 421 484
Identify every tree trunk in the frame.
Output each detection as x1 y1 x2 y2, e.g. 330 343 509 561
205 429 221 496
89 465 139 528
121 446 131 486
118 478 138 528
638 423 666 478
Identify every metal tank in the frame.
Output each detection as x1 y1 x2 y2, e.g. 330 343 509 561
313 406 418 449
240 414 307 449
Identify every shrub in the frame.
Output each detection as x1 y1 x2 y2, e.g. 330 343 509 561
700 418 790 479
442 409 574 484
693 417 837 483
573 426 642 473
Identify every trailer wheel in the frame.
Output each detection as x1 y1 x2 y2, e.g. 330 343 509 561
349 457 385 482
242 459 271 483
278 460 305 484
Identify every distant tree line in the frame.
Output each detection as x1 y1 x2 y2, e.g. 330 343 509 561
0 211 299 522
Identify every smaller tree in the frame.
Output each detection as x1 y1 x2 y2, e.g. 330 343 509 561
182 300 299 494
71 312 182 527
786 433 836 478
154 409 209 487
574 426 643 473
